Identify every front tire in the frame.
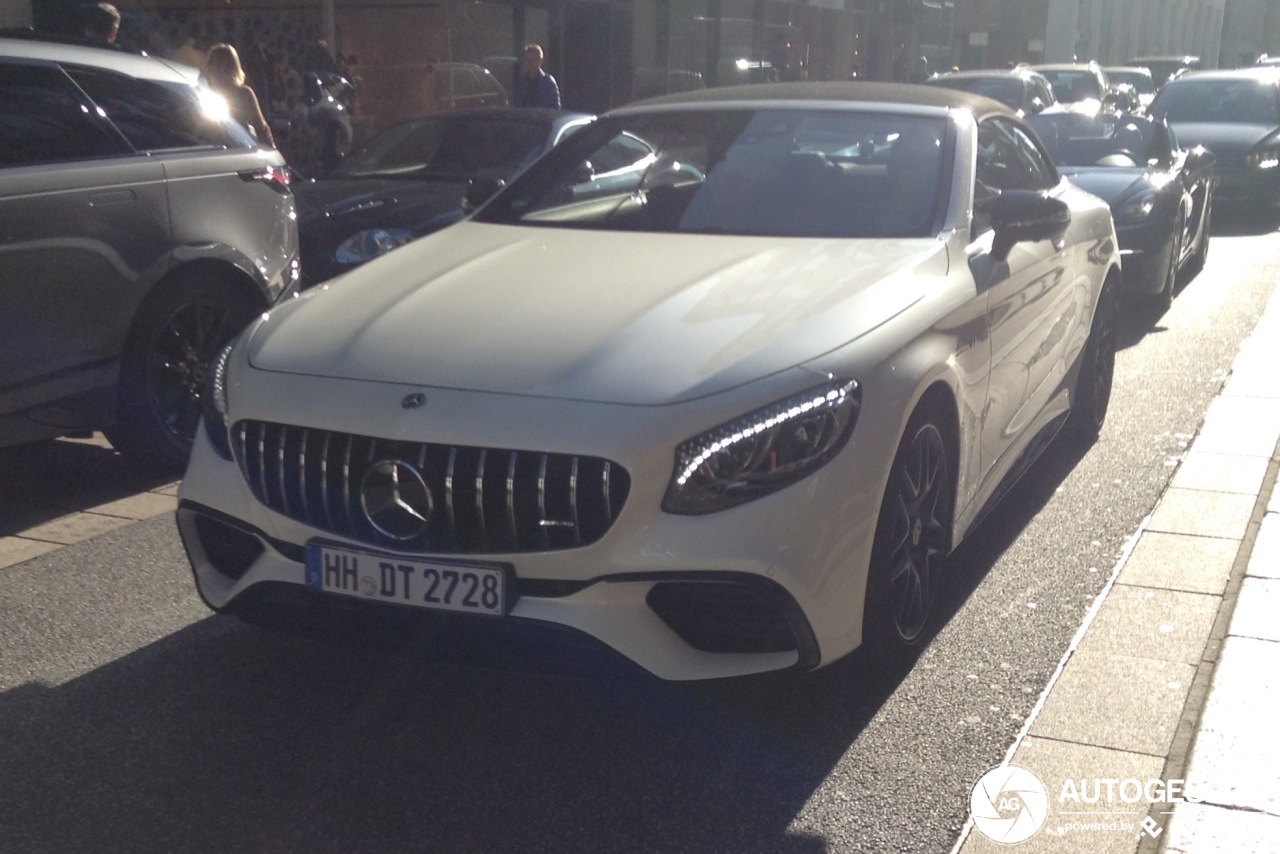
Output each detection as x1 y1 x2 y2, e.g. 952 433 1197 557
106 273 260 473
1065 278 1118 444
863 405 954 662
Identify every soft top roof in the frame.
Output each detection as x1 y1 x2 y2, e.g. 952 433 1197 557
615 81 1018 122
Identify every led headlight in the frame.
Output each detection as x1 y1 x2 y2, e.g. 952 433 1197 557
334 228 414 265
1246 144 1280 170
202 340 236 461
662 379 860 515
1114 190 1159 223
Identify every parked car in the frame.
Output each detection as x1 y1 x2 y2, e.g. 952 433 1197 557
1148 67 1280 217
1033 62 1116 116
428 61 508 111
1029 111 1215 308
293 108 594 286
1126 55 1202 88
0 31 299 471
1104 66 1157 112
177 82 1120 681
924 67 1057 115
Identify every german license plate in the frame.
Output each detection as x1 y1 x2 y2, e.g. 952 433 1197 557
305 543 506 616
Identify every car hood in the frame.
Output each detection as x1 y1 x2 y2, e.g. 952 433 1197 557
1161 121 1277 156
247 222 943 405
1057 167 1150 204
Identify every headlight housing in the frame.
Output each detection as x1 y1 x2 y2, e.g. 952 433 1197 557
1113 190 1160 223
662 380 860 515
334 228 414 265
202 340 236 461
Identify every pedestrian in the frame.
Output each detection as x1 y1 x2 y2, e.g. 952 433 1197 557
83 2 120 44
204 43 276 148
512 43 561 109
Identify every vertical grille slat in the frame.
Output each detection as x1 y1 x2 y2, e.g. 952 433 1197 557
231 421 627 555
505 451 517 546
475 449 488 549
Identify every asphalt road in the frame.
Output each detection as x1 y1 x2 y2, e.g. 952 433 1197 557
2 221 1278 854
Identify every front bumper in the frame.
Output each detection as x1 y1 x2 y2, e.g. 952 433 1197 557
176 374 895 681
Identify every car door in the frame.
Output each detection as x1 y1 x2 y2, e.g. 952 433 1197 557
0 58 168 424
971 116 1078 486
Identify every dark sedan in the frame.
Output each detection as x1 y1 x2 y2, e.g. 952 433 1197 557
1148 68 1280 218
1029 111 1215 308
294 108 594 286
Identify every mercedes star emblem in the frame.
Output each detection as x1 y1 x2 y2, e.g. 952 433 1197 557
360 460 433 540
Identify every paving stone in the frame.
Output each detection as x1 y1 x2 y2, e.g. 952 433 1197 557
1146 489 1256 541
0 537 60 570
1075 586 1220 665
1029 646 1194 756
1220 369 1280 400
18 513 134 545
1250 514 1280 579
1164 802 1280 854
1118 532 1237 595
1171 451 1270 495
1191 418 1280 458
89 492 178 520
1227 578 1280 643
1181 636 1280 817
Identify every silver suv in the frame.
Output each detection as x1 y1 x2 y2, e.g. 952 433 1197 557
0 33 300 471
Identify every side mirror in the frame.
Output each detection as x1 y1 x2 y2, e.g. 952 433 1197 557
990 190 1071 260
1184 145 1215 172
462 176 505 214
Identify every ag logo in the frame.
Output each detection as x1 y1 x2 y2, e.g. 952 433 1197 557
970 764 1049 844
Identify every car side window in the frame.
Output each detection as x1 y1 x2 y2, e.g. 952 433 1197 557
65 65 256 152
974 118 1057 234
0 61 124 166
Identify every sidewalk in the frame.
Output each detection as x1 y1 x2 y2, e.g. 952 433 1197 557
957 291 1280 854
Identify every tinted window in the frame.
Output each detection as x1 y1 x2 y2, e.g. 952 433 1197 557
0 61 123 166
929 76 1023 110
1028 113 1159 167
65 65 256 151
975 118 1057 232
329 115 551 180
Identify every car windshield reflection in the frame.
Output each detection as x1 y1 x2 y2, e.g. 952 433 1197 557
476 109 949 238
1028 114 1167 168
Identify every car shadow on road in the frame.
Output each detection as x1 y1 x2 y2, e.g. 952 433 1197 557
0 600 930 853
0 435 175 537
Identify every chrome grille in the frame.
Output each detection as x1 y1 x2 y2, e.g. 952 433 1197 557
233 420 630 553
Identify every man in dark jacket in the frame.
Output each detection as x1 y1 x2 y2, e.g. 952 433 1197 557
513 43 561 109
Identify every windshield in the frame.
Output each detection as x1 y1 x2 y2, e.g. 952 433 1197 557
928 76 1023 110
1028 113 1170 168
1151 79 1280 124
1039 70 1104 103
328 115 551 180
1107 71 1154 95
475 109 950 238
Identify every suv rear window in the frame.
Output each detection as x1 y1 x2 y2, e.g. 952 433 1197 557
0 62 123 166
66 65 257 152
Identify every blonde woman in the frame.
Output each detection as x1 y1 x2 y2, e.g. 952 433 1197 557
204 43 275 148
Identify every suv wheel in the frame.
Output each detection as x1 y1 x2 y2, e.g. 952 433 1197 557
106 272 260 472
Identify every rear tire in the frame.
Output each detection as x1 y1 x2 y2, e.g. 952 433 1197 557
1145 215 1183 313
106 272 260 473
1066 278 1118 444
863 403 954 665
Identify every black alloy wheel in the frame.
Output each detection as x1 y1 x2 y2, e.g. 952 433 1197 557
1066 278 1118 443
1149 212 1184 312
107 275 259 472
865 406 954 657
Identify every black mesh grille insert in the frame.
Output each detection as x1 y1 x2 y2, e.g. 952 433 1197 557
233 420 630 554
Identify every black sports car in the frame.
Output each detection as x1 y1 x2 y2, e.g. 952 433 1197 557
293 108 595 286
1029 111 1215 308
1148 68 1280 217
